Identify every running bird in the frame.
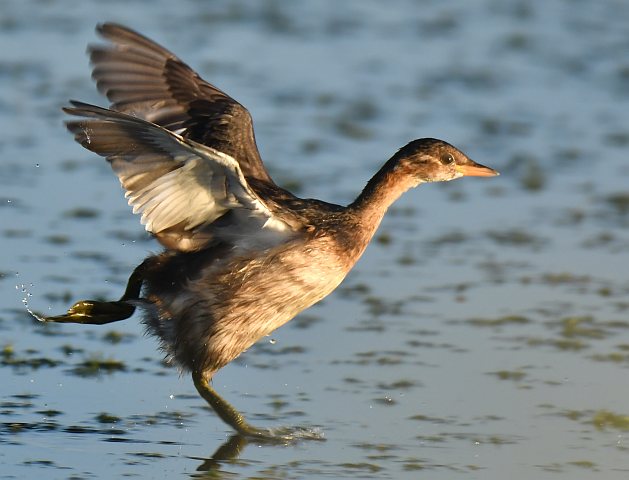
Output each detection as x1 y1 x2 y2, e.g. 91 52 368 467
45 23 499 440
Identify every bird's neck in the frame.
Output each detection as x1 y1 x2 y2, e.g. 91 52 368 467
347 159 420 249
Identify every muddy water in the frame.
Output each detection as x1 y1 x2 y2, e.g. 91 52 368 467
2 1 629 478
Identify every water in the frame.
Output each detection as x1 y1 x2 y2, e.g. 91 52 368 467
2 0 629 478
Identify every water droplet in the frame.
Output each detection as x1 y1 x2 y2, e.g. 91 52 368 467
269 338 276 344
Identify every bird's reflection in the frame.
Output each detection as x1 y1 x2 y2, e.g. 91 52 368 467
194 435 248 474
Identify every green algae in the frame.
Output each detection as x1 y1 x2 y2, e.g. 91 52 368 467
489 370 527 381
95 412 121 424
592 410 629 431
71 355 127 377
558 316 607 339
1 344 62 370
467 315 530 327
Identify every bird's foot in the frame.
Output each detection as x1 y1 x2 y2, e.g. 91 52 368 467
42 299 136 325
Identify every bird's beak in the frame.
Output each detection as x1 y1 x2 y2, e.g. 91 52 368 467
455 160 499 177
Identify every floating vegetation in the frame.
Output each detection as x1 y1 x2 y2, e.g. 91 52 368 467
590 352 629 363
253 344 306 356
44 234 70 245
71 251 110 262
63 207 100 219
426 230 468 248
363 296 403 317
396 253 416 266
332 98 379 141
591 410 629 431
606 192 629 215
556 407 629 432
373 395 396 406
604 131 629 147
409 414 454 425
333 350 412 367
22 459 55 466
489 370 527 381
526 337 588 351
353 442 396 452
289 314 322 330
2 421 59 434
71 355 127 377
336 462 382 474
517 314 629 354
300 138 322 154
3 229 31 239
377 379 417 391
540 272 591 285
37 409 63 418
101 330 136 345
518 155 545 191
59 344 84 356
95 412 121 424
486 228 546 248
375 232 392 245
267 396 289 411
333 119 373 140
1 344 62 371
345 318 386 333
467 315 531 327
567 460 596 470
128 410 194 428
557 316 607 339
337 282 370 298
131 452 167 459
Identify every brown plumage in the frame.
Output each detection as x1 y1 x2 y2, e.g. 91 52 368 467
49 23 498 440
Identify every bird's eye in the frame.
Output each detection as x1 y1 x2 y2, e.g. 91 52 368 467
442 154 455 165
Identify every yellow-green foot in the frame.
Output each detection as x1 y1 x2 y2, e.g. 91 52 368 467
192 372 324 443
43 299 136 325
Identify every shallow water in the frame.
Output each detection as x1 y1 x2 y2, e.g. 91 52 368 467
2 0 629 478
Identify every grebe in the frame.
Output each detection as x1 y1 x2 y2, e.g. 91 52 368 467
45 23 498 441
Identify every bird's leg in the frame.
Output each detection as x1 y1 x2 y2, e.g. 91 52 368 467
192 371 269 438
42 261 146 325
192 371 324 443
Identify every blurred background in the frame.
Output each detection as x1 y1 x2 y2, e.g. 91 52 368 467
1 1 629 478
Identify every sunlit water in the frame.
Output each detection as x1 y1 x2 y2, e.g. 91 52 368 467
2 1 629 478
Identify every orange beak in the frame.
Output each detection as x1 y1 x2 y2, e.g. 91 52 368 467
456 161 499 177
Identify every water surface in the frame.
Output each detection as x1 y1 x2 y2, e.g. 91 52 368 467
2 1 629 478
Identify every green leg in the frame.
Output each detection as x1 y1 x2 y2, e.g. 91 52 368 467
192 372 324 443
42 261 146 325
192 372 269 438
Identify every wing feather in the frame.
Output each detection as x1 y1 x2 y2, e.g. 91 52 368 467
89 22 273 183
64 101 293 251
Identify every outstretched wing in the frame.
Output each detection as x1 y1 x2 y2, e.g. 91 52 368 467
89 22 273 184
64 101 293 252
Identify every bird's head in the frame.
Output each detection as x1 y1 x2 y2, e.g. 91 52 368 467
392 138 498 184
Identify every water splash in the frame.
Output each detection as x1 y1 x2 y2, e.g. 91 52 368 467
16 278 46 322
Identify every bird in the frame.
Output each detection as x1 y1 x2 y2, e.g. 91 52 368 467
44 23 498 441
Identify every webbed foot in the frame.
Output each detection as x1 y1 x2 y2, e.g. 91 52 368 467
43 299 136 325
